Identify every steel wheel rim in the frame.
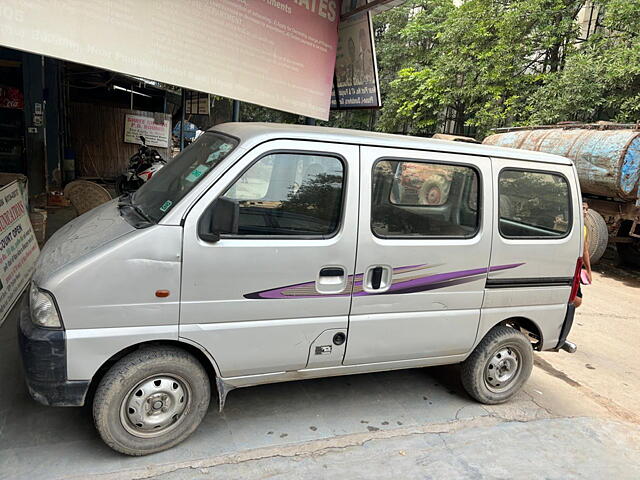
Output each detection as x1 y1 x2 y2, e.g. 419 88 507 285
484 344 522 393
120 373 191 438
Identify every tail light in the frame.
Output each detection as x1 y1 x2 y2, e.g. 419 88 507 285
568 257 583 303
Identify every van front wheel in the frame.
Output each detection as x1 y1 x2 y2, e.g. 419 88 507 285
93 346 211 456
461 326 533 404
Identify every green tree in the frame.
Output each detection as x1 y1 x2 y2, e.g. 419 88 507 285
373 0 588 137
375 0 454 134
525 0 640 124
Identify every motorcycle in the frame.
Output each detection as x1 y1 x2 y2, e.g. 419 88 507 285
115 136 166 195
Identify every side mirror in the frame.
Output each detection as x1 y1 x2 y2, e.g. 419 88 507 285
198 197 239 243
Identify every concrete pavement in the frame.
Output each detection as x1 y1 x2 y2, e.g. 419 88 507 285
1 263 639 479
134 417 640 480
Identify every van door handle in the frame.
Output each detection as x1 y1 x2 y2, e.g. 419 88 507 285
316 267 347 295
363 265 392 293
370 266 383 289
319 267 345 277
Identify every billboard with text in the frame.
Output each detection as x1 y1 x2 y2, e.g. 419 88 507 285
0 0 340 120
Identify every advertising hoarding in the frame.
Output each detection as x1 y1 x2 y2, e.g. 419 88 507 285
0 0 339 120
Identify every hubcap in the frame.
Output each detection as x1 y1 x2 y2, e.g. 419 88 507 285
484 346 521 393
120 375 190 438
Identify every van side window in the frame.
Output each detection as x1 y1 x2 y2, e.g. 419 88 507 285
498 169 570 238
224 153 345 237
371 160 479 238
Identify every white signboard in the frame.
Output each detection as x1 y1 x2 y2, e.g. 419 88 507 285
0 182 39 325
124 114 171 148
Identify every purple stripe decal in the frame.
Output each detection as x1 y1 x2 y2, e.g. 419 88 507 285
353 266 488 297
243 262 525 299
381 276 481 295
392 264 428 273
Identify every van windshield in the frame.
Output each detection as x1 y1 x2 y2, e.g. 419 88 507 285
130 132 238 223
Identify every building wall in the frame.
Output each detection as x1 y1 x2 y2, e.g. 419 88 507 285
68 103 171 178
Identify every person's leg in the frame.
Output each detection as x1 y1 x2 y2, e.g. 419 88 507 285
573 285 583 308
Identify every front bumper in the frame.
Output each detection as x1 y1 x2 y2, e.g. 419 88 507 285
17 294 90 406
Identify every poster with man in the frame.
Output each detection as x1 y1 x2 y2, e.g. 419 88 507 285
331 0 382 109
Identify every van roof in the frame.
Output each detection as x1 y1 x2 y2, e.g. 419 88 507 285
211 122 573 166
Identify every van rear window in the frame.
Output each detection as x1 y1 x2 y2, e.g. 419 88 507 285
498 169 571 238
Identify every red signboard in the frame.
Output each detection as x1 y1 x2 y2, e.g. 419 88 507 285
0 86 23 110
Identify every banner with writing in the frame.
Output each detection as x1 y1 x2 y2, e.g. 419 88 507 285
0 182 39 325
0 0 339 120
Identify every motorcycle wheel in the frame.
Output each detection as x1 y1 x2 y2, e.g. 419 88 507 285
115 175 143 195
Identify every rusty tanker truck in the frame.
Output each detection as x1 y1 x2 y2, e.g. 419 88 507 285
483 123 640 266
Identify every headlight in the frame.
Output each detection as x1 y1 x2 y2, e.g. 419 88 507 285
29 283 62 328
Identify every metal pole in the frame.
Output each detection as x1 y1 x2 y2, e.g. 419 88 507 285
180 88 186 151
232 99 240 122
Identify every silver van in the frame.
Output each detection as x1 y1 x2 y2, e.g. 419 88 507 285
20 123 583 455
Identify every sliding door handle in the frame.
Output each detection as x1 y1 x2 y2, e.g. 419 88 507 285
371 266 383 289
363 265 392 293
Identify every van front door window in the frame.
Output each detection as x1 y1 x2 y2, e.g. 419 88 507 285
224 153 345 237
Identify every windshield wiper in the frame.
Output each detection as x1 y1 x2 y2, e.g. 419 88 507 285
118 195 154 227
131 203 152 223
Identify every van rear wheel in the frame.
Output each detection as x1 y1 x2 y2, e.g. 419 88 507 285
93 346 211 456
460 326 533 404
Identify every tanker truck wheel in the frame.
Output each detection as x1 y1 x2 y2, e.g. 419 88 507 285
618 242 640 269
585 208 608 264
617 221 640 269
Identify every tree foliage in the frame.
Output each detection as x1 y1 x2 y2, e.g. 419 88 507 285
341 0 638 137
527 0 640 124
376 0 591 137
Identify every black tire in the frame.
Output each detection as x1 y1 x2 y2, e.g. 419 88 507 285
585 208 608 264
461 325 533 404
93 346 211 456
115 175 143 196
616 221 640 269
617 241 640 269
115 175 128 196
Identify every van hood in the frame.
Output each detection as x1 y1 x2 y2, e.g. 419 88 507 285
34 199 136 282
